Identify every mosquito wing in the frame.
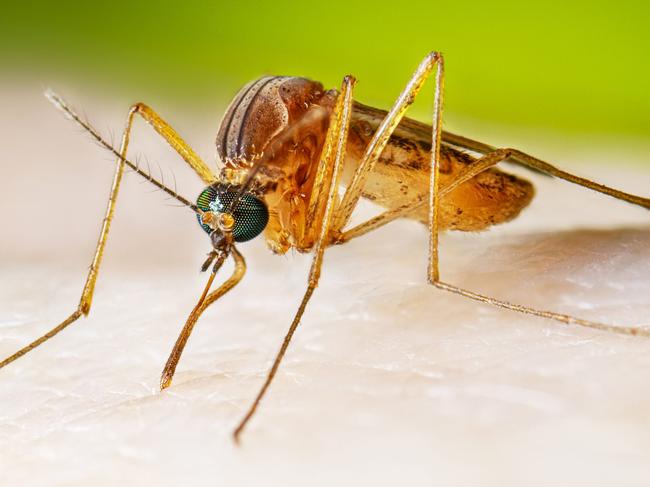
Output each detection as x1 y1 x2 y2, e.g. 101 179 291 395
351 101 550 177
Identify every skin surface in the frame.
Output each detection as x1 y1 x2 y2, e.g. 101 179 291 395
2 84 650 487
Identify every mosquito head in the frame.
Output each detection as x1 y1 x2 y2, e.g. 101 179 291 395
196 183 269 249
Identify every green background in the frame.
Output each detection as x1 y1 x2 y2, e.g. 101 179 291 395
1 0 649 137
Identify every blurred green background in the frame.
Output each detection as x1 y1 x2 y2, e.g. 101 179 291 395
0 0 649 137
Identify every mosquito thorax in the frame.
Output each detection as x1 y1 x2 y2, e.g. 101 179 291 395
196 184 269 243
216 76 326 165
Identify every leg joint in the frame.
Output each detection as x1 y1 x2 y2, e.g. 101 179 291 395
130 102 147 114
425 51 444 65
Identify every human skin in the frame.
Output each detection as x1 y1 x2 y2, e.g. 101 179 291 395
2 84 650 487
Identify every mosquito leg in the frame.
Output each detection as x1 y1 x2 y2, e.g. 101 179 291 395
232 75 356 443
492 148 650 209
324 49 650 336
78 102 204 314
303 110 342 239
160 247 246 390
442 130 650 207
331 52 444 233
426 139 650 333
0 94 218 370
335 141 650 336
1 106 139 370
441 131 546 176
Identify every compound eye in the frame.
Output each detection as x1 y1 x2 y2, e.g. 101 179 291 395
196 186 269 242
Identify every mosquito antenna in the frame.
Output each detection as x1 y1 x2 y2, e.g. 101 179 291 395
45 89 200 214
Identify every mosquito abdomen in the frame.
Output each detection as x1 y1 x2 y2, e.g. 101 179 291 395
345 102 535 231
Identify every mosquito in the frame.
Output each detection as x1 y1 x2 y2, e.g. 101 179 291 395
2 52 649 443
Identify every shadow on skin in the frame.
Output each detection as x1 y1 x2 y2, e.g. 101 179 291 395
439 225 650 325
